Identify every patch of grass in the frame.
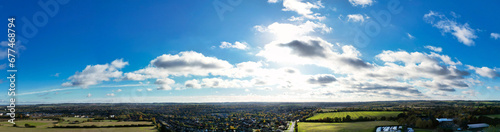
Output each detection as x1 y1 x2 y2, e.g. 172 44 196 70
307 111 402 120
486 114 500 119
62 117 94 122
298 121 398 132
0 120 54 128
414 128 435 132
59 121 152 127
0 126 156 132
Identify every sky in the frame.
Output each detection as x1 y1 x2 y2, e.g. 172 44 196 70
1 0 499 104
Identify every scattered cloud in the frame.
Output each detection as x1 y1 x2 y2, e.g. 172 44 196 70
52 73 60 77
491 33 500 40
487 86 500 91
268 0 325 20
62 59 128 88
155 78 176 90
424 11 477 46
347 14 367 23
257 37 372 73
466 65 499 78
407 33 415 39
124 51 233 80
254 21 331 41
219 41 249 50
424 45 442 52
185 79 202 89
106 93 115 96
307 74 337 85
349 0 374 7
87 93 92 97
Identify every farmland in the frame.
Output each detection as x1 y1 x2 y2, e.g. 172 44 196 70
298 121 398 132
0 119 155 132
486 114 500 119
307 111 402 121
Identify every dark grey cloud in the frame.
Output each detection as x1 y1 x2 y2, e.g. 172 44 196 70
279 40 327 58
308 74 337 84
340 58 372 69
284 68 296 74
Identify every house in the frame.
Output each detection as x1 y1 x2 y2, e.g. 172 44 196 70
436 118 453 123
467 123 489 131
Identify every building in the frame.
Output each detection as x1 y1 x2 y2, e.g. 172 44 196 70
467 123 489 131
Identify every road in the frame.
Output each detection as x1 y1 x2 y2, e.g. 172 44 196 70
287 121 295 132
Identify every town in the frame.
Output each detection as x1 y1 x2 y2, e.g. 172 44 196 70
0 101 499 131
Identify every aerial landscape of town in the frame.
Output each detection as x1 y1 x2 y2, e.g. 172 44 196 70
1 101 500 131
2 0 500 131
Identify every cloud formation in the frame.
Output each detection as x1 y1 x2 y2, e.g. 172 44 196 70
424 11 477 46
219 41 249 50
491 33 500 40
349 0 374 7
268 0 325 20
62 59 128 88
424 45 442 52
347 14 367 23
467 65 499 78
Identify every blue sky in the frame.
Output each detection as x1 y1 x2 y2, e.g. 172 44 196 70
1 0 499 104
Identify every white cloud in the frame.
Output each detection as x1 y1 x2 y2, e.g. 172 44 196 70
255 21 331 41
375 50 470 91
0 41 26 60
115 89 122 92
347 14 366 23
219 41 249 50
466 65 499 78
62 59 128 88
424 45 442 52
155 78 176 90
349 0 374 7
491 33 500 40
124 51 233 80
487 86 500 91
268 0 325 20
137 89 143 92
407 33 415 39
424 11 477 46
257 37 372 73
245 89 250 92
147 88 153 91
106 93 115 96
268 0 279 3
87 93 92 97
461 89 479 96
185 79 202 89
52 73 60 77
288 16 304 21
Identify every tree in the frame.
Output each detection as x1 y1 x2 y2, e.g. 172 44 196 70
345 115 351 122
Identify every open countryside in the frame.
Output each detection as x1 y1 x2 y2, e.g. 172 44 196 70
298 121 399 132
307 111 402 121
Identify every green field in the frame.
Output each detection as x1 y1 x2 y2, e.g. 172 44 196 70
62 117 95 122
0 126 156 132
486 114 500 119
0 119 155 132
413 128 435 132
298 121 398 132
307 111 402 120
